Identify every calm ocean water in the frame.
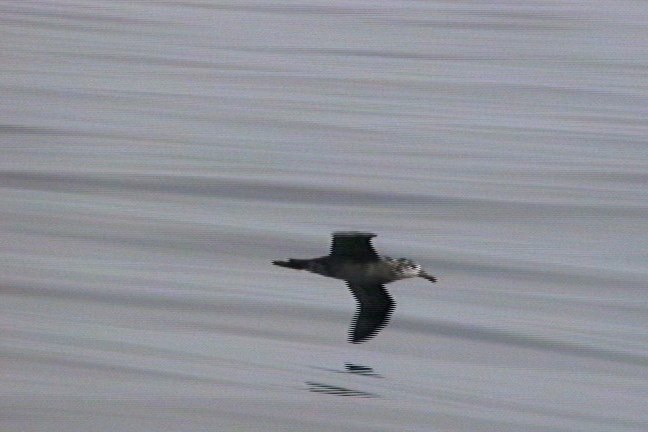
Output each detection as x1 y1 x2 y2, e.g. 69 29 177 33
2 1 647 431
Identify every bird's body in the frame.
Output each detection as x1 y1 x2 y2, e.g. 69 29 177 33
272 232 437 343
284 257 427 284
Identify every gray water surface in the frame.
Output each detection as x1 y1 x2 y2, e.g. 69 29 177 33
2 1 647 431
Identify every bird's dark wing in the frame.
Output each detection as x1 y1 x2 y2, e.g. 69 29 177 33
346 282 395 343
330 232 379 261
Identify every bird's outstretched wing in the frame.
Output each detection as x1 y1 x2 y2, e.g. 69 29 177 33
330 232 379 261
346 282 395 343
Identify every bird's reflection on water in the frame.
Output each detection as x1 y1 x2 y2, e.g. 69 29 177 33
313 362 383 378
306 381 377 398
306 363 382 398
343 362 382 377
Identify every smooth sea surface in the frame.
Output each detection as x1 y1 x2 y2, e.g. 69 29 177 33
2 1 647 431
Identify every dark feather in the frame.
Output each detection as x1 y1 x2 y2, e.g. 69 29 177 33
346 282 395 343
272 259 309 270
330 232 379 262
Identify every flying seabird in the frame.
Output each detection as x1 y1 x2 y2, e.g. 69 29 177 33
272 232 437 343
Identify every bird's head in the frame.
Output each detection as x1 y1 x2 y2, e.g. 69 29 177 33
385 257 422 278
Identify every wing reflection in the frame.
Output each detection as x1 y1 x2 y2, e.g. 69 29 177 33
305 363 383 398
344 362 382 377
311 362 383 378
305 381 377 398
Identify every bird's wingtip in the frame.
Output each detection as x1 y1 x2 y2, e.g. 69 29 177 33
333 231 377 238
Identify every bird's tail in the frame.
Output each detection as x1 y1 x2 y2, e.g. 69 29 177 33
272 259 310 270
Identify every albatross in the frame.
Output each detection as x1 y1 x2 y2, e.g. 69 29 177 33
272 232 437 343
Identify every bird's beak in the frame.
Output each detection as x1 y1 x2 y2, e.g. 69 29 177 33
419 272 437 283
